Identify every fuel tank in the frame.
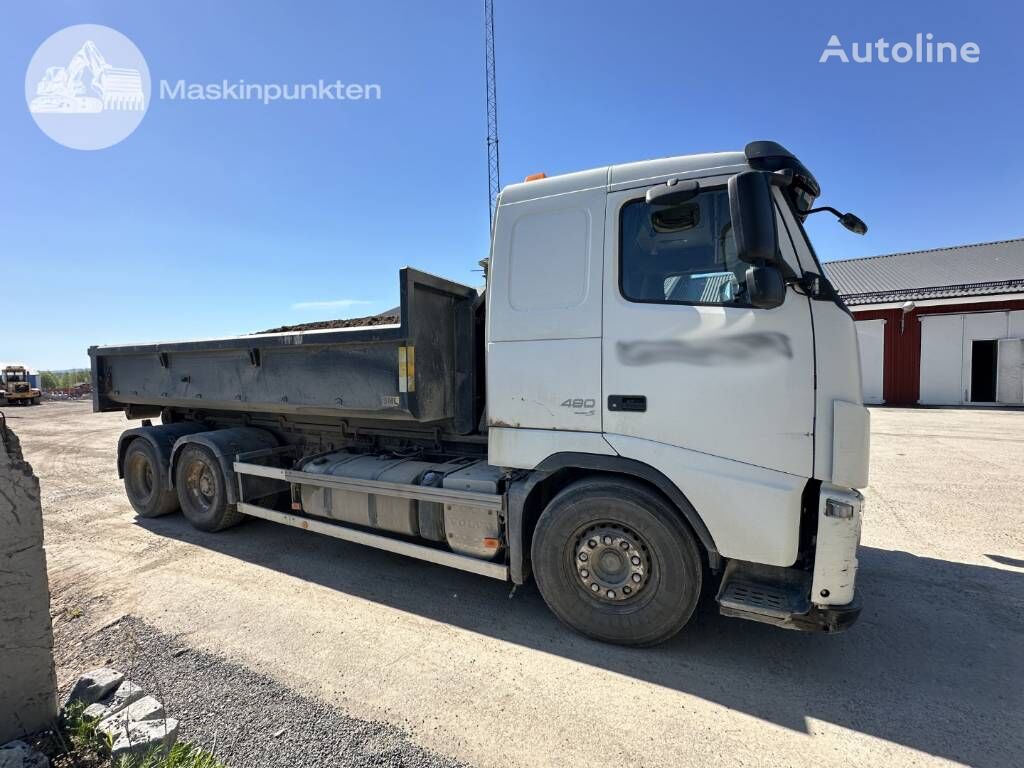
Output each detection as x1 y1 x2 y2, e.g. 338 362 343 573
297 451 506 561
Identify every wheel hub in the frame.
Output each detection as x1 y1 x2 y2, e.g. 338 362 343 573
574 526 648 601
186 461 216 511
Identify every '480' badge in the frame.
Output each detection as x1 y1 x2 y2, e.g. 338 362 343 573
561 397 596 415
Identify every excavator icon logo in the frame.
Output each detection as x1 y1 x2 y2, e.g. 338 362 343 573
30 40 144 114
25 25 150 150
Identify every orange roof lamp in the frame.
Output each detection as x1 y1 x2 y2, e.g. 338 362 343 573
524 172 547 182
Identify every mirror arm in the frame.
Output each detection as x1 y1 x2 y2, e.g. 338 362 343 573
805 205 868 235
804 205 844 218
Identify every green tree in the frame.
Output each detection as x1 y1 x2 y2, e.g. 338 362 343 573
38 369 90 391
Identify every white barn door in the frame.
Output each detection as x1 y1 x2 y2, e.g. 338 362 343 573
962 312 1009 403
920 314 964 405
855 319 885 404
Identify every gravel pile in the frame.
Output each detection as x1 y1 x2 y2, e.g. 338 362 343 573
75 615 467 768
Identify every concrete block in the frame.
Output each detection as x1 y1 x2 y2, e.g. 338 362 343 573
97 696 166 742
109 680 145 711
109 718 179 761
82 679 145 722
62 667 124 709
116 694 165 723
0 425 57 743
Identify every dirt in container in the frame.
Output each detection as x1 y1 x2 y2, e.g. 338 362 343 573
257 309 399 334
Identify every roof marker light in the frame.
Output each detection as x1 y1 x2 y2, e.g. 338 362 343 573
524 172 546 182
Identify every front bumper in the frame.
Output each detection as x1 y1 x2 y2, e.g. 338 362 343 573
717 483 864 634
718 574 862 633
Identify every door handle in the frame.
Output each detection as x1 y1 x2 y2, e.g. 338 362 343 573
608 395 646 412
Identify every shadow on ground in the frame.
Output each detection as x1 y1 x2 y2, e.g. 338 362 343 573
138 515 1023 768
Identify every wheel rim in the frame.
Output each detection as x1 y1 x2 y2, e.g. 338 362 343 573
571 523 651 604
184 459 217 513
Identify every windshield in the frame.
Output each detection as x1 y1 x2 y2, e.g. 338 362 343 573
5 371 26 382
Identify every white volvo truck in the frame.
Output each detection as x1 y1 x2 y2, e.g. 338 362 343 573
90 141 869 646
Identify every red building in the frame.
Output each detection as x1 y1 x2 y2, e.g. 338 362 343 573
825 239 1024 406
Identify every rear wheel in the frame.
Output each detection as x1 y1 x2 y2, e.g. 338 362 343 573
123 439 178 518
531 478 703 646
174 444 243 532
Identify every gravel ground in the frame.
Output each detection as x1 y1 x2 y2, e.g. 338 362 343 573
64 614 465 768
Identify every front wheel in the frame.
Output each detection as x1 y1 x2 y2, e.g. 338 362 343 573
531 478 703 646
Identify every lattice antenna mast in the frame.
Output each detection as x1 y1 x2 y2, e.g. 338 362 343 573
484 0 500 235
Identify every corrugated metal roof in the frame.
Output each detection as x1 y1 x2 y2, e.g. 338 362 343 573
824 238 1024 305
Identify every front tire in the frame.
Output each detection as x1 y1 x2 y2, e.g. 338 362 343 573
174 444 243 532
531 478 703 646
123 439 178 518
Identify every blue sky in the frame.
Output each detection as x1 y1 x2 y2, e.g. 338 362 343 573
2 1 1021 369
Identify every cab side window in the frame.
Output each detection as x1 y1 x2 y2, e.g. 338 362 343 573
620 189 750 306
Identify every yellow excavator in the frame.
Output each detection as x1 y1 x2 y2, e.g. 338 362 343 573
30 40 144 113
1 366 41 406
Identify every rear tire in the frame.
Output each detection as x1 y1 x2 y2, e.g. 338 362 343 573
174 444 243 532
123 439 178 518
531 477 703 646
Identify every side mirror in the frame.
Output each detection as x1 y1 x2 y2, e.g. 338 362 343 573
745 264 786 309
839 212 868 235
728 171 778 264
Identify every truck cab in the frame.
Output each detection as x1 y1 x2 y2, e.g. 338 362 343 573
485 141 867 635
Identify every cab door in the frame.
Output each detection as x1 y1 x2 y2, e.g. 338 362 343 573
601 179 815 477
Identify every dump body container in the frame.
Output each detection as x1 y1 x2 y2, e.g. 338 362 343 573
89 269 479 433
